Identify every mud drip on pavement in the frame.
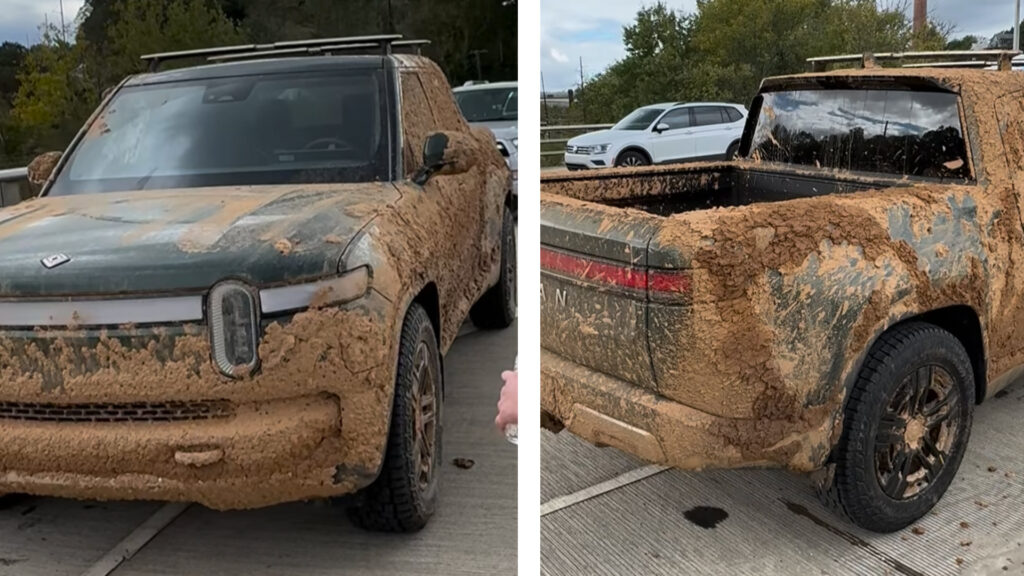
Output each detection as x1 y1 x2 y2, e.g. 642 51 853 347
683 506 728 529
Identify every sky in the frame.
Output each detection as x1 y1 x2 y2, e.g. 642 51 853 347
541 0 1023 91
0 0 86 46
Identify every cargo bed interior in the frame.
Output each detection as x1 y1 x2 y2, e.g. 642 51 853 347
601 166 907 216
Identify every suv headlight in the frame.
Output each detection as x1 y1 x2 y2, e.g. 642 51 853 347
209 281 260 377
589 144 610 155
259 267 369 315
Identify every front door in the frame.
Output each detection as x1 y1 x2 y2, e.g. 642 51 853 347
647 107 695 163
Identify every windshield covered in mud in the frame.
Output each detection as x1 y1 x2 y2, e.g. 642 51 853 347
750 89 970 180
454 87 517 122
49 69 389 195
613 108 665 131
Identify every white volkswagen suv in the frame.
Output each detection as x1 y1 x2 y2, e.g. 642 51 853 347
564 102 747 170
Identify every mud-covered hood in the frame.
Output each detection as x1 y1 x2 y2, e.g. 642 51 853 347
0 183 399 297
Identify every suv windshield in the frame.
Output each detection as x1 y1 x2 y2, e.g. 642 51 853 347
750 89 970 180
613 108 665 131
49 69 389 196
455 87 517 122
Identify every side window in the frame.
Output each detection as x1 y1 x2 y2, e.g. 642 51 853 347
693 106 725 127
658 108 692 130
725 107 744 123
400 72 437 177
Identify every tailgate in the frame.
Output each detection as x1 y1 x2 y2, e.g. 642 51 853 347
540 199 687 391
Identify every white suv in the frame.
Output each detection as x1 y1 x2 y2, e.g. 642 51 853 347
564 102 747 170
453 81 518 199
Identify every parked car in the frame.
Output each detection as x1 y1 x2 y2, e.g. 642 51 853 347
542 63 1022 533
0 37 516 533
563 102 746 170
453 81 518 200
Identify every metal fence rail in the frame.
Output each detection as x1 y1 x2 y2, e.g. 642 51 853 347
540 124 613 157
0 166 30 208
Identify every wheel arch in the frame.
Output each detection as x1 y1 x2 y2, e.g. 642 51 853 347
615 146 652 165
841 304 986 409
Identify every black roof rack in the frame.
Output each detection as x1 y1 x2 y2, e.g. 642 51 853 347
204 39 431 64
141 35 428 72
807 50 1022 72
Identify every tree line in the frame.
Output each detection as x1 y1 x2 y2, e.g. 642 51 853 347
545 0 984 127
0 0 517 169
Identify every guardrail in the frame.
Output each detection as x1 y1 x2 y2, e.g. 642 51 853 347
0 167 31 208
540 124 613 157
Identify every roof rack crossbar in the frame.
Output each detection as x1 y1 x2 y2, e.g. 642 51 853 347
807 50 1022 72
142 34 406 71
204 39 432 64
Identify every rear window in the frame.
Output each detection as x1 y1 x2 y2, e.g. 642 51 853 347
749 89 970 180
725 107 743 122
50 69 390 196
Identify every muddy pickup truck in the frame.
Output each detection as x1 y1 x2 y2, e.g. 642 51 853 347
541 60 1024 532
0 36 515 532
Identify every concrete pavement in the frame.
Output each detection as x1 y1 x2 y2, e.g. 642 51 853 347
541 376 1024 576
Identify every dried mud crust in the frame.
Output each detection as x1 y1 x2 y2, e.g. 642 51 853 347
539 67 1024 471
0 295 401 509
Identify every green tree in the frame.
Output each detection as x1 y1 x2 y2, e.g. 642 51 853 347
571 0 950 124
104 0 247 81
945 35 979 51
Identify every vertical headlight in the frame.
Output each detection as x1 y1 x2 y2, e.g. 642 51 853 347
209 282 259 377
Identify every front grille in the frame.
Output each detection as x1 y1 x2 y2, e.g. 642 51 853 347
565 145 576 154
0 400 235 423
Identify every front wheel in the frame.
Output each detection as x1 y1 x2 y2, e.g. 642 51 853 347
821 322 974 532
470 206 516 329
350 303 443 532
615 150 649 167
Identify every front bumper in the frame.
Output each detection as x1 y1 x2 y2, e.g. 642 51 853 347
0 292 399 508
0 394 356 509
541 349 841 472
563 152 612 170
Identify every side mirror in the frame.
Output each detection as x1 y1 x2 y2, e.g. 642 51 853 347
654 123 670 134
27 151 63 188
414 131 476 185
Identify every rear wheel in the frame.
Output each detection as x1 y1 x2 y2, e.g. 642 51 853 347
350 303 442 532
725 141 740 160
615 150 649 167
470 206 516 329
821 322 973 532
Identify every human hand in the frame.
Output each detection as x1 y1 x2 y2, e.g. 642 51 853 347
495 370 518 431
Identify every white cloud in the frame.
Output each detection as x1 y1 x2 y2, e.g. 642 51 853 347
0 0 86 44
549 47 569 64
541 1 696 91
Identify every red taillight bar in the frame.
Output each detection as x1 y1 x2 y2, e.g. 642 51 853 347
540 247 690 295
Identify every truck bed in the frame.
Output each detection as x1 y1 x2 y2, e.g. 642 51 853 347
544 163 907 216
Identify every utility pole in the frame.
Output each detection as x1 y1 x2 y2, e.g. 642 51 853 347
59 0 66 43
578 56 586 123
541 72 549 125
1016 0 1021 51
912 0 926 35
470 49 488 80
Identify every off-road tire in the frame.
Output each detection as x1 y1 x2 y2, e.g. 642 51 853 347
470 206 516 329
350 303 443 532
819 322 974 533
615 149 650 167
